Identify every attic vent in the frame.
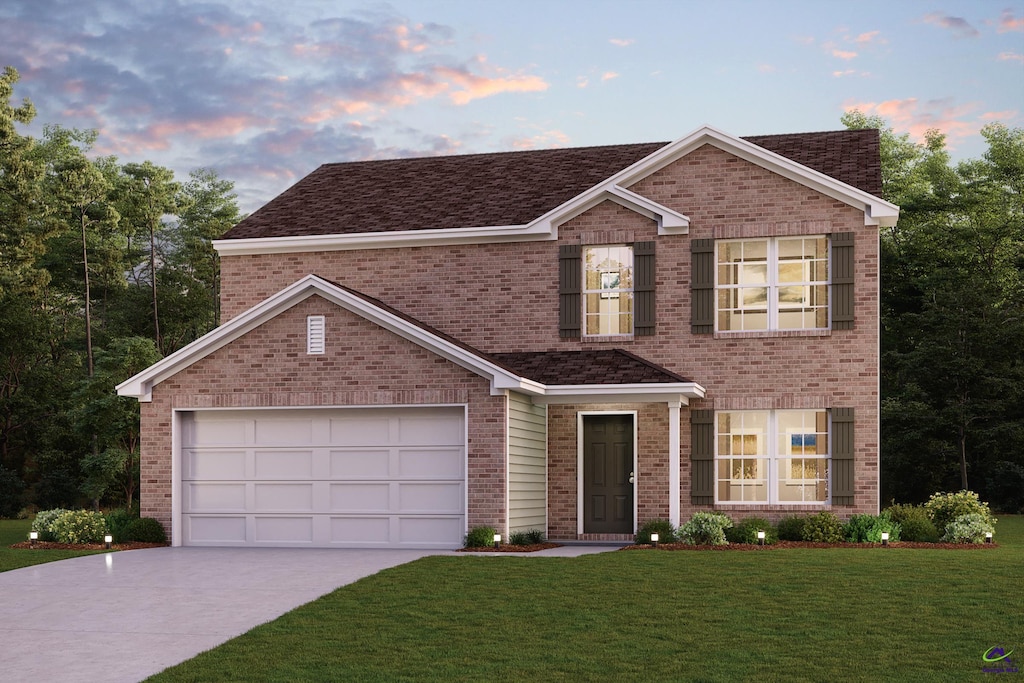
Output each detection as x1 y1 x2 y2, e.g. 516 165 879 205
307 315 325 354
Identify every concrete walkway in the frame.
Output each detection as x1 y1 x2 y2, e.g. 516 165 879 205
0 544 618 683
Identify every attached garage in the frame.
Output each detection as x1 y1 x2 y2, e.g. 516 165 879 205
178 406 466 548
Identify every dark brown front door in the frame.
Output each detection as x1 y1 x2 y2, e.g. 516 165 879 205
583 414 634 534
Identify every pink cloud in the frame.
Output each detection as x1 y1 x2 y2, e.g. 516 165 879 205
832 49 858 60
843 97 984 146
577 76 589 88
922 12 980 38
854 30 883 44
609 38 634 47
998 9 1024 32
998 51 1024 63
434 65 549 106
601 71 619 81
505 129 571 150
833 69 856 77
980 110 1019 122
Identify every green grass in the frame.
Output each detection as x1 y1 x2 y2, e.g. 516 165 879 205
0 518 106 572
150 516 1024 682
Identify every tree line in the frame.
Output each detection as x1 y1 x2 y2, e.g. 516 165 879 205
0 64 1021 516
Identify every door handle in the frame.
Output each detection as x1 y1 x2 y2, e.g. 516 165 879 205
629 471 635 484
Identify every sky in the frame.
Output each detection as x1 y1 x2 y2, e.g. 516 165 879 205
2 0 1022 213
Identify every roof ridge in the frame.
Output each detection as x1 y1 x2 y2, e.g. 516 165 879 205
317 141 670 168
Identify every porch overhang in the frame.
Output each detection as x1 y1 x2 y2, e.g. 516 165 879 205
525 383 705 405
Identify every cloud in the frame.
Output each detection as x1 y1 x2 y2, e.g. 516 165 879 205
844 97 983 146
756 64 776 74
922 12 980 38
980 110 1019 122
609 38 634 47
997 9 1024 32
832 69 855 77
832 49 858 60
998 51 1024 63
853 30 883 44
576 76 589 88
503 129 571 150
601 71 619 81
435 63 549 105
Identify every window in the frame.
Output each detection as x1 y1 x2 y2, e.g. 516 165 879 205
583 245 633 335
715 410 829 504
716 236 828 331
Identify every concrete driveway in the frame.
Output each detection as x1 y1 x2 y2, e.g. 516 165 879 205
0 547 445 683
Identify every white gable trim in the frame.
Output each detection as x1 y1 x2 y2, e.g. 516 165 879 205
116 275 705 404
213 126 895 257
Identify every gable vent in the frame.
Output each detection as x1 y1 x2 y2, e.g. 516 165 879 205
307 315 326 354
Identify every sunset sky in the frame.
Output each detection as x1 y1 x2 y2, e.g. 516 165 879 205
3 0 1022 212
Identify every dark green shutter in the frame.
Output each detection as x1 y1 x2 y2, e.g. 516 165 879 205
691 409 715 505
559 244 582 339
691 239 715 334
634 241 655 336
831 408 855 505
831 232 855 330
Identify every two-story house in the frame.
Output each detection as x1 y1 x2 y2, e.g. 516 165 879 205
118 125 898 548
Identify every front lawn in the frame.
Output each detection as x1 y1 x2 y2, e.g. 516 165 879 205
0 518 106 572
150 515 1024 682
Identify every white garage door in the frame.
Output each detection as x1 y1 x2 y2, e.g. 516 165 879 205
180 407 466 548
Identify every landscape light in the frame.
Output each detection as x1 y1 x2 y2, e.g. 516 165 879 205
757 530 766 546
493 533 501 549
985 532 993 544
104 535 113 549
29 531 38 546
650 533 659 548
881 532 889 547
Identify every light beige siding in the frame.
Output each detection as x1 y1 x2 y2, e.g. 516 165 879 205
508 393 547 534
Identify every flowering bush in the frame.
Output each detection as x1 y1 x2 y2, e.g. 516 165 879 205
941 513 996 544
31 508 70 541
679 512 733 545
924 491 995 536
48 510 109 544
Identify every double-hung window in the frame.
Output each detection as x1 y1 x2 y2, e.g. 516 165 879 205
716 236 829 331
583 245 633 336
715 409 829 504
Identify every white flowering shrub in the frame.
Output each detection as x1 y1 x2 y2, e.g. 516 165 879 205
679 512 733 545
49 510 109 544
924 491 995 537
941 513 996 544
31 508 70 541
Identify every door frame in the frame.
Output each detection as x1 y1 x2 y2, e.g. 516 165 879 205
576 411 638 536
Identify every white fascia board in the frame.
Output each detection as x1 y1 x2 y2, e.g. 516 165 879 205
530 382 706 405
117 274 528 402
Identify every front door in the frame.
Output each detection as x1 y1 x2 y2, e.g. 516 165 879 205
583 414 634 534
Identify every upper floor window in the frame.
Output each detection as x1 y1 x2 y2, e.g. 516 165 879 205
584 245 633 336
716 236 828 331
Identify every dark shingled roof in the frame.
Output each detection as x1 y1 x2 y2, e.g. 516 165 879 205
221 129 881 240
491 350 692 386
322 277 691 387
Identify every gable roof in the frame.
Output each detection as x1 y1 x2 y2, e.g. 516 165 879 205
117 275 704 405
219 128 886 242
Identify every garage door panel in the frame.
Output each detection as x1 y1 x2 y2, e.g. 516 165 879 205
254 483 314 511
330 516 391 544
187 516 247 544
398 483 463 513
254 450 314 479
183 450 247 480
330 449 390 478
254 516 314 543
186 483 247 512
398 449 463 478
330 483 390 512
182 407 466 549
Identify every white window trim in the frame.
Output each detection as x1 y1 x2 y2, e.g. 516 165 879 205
582 244 634 337
714 409 831 506
715 236 830 333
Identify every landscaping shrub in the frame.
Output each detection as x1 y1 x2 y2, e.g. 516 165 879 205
941 513 996 544
524 528 545 544
636 518 677 544
844 512 901 543
31 508 70 541
49 509 108 544
508 528 546 545
886 504 940 542
105 508 139 543
776 515 806 541
678 512 732 545
800 511 844 543
124 517 167 543
925 491 995 536
725 517 777 545
464 526 498 548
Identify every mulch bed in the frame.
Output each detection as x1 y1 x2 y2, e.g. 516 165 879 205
458 543 561 553
9 541 168 551
621 541 998 551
